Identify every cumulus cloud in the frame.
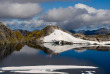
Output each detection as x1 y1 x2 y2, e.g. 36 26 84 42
2 3 110 31
3 20 57 31
39 3 110 31
0 2 43 19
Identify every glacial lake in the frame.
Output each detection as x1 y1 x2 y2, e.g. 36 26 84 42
0 43 110 74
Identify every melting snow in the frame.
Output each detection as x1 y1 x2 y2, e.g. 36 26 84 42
44 30 88 43
44 29 110 45
0 65 98 74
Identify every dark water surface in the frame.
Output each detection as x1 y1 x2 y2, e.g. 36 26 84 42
0 43 110 74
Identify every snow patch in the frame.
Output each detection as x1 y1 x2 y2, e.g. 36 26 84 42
0 65 98 74
44 30 88 43
44 29 110 45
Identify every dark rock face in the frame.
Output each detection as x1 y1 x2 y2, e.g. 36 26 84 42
14 29 30 37
26 25 110 43
84 35 110 42
27 25 75 43
13 31 25 42
0 22 110 44
41 25 62 36
73 33 85 39
50 40 73 45
73 33 110 42
26 25 63 43
0 22 25 44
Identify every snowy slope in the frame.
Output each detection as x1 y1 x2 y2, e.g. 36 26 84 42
44 29 110 45
44 43 110 54
44 30 88 43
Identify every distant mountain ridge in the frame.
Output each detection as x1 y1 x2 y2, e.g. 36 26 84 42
0 22 25 44
13 29 30 37
77 28 110 35
0 22 110 45
26 25 110 45
26 26 63 43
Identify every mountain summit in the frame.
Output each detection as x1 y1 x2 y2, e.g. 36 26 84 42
0 22 110 45
0 22 24 44
27 25 110 45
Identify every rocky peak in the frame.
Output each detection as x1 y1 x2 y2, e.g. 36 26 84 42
43 25 62 32
0 22 11 30
0 22 4 25
39 25 63 36
14 29 30 37
0 22 25 44
0 22 2 25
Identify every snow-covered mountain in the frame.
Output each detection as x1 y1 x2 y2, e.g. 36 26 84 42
36 26 110 45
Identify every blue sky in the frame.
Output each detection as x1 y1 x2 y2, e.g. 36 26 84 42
0 0 110 31
37 0 110 20
41 0 110 11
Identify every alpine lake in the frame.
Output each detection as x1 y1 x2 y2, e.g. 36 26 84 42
0 42 110 74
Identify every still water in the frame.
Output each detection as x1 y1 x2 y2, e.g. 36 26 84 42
0 43 110 74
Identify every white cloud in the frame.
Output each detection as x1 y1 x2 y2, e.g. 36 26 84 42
39 3 110 30
40 6 87 22
0 2 43 19
3 20 57 31
2 3 110 31
75 3 96 13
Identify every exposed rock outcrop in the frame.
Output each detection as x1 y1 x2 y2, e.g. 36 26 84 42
26 25 110 44
73 33 110 42
14 29 30 37
1 22 110 44
26 26 63 43
0 22 25 44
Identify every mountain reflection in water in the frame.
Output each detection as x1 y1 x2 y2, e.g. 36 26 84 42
0 43 110 74
0 43 110 60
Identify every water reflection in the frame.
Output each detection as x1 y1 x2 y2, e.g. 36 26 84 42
0 43 110 60
28 43 110 55
0 43 110 74
0 43 24 60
